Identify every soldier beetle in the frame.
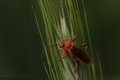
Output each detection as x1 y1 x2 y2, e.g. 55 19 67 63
56 33 90 72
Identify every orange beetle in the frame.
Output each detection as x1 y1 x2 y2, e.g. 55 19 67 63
57 34 90 72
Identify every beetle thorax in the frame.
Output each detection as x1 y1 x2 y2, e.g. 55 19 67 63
64 41 71 49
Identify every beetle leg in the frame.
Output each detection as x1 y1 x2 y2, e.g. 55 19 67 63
82 43 87 50
74 61 78 72
79 43 87 50
57 54 67 62
60 38 71 41
58 50 67 62
73 57 79 72
56 48 63 52
71 33 76 43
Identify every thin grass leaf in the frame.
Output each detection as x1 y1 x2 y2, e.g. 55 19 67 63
97 54 103 80
43 63 51 80
31 5 54 80
32 0 104 80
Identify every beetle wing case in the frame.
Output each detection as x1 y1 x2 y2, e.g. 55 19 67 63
70 44 90 64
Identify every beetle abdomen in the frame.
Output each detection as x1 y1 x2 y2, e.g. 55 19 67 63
70 45 90 64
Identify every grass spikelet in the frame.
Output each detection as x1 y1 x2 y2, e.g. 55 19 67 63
32 0 104 80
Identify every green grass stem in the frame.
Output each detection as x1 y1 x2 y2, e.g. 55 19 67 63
32 0 103 80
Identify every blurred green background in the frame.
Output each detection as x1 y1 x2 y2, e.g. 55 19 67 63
0 0 120 80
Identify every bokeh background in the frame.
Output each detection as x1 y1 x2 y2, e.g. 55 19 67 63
0 0 120 80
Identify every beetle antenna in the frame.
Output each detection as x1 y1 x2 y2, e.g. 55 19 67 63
41 44 59 61
52 26 62 43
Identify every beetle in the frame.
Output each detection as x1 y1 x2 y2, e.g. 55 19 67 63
56 33 90 72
